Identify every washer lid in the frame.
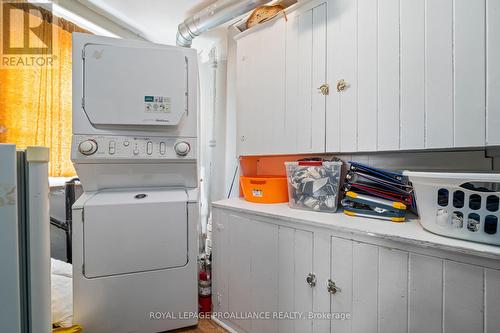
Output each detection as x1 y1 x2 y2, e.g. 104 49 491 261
83 43 188 127
83 189 188 278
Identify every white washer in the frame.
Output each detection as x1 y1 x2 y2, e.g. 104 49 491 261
70 33 199 333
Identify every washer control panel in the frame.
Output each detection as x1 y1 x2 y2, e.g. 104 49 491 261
72 135 196 160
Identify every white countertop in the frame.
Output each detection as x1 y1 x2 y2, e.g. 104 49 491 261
213 198 500 260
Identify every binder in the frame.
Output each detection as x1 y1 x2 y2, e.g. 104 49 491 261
344 161 416 209
349 161 407 183
341 191 407 222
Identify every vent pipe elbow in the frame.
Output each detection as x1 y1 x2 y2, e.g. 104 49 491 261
176 0 271 47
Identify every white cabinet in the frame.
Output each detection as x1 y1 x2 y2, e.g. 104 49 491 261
236 0 327 155
285 1 327 153
212 206 500 333
327 238 500 333
329 239 411 333
235 0 499 155
236 18 286 156
327 0 491 151
278 227 314 333
212 211 279 333
486 0 500 146
212 209 315 333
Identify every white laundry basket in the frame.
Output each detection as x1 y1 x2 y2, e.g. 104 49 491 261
404 171 500 245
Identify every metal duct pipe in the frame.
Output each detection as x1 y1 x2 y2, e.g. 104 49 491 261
176 0 270 47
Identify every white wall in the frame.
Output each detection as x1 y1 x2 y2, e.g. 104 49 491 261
197 29 233 234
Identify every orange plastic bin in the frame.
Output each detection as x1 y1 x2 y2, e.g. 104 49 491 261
240 176 289 203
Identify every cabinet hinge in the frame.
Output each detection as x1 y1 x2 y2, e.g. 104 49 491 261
81 97 85 109
82 264 85 275
81 48 85 59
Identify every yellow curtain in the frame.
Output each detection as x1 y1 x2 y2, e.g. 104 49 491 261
0 4 89 176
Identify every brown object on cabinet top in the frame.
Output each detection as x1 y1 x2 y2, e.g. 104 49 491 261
246 4 286 29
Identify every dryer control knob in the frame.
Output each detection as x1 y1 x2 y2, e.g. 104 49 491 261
78 140 98 155
174 141 190 156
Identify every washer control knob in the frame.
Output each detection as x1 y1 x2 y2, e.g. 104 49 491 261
174 141 190 156
78 140 98 155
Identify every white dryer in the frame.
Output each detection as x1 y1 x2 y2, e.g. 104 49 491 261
70 33 199 333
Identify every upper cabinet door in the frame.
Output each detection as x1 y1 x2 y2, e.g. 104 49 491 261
408 0 487 149
285 1 328 154
236 0 492 155
326 0 372 152
326 0 488 152
236 19 286 156
487 0 500 146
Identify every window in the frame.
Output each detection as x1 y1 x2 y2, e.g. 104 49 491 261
0 3 89 176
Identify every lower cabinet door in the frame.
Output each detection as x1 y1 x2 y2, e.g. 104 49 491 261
330 237 410 333
213 210 500 333
212 209 228 315
214 210 315 333
226 214 279 333
327 237 408 333
329 236 500 333
277 226 314 333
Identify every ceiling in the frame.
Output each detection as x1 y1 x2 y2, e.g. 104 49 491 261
77 0 224 49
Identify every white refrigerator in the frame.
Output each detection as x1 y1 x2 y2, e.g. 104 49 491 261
0 144 51 333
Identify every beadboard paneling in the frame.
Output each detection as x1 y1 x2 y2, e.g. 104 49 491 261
400 0 425 149
338 0 358 152
454 0 486 147
377 0 400 151
311 4 327 153
277 227 295 333
294 230 314 333
352 242 379 333
487 0 500 146
237 0 493 156
425 0 454 148
330 237 353 333
357 0 378 152
378 248 409 333
408 254 443 333
443 261 484 333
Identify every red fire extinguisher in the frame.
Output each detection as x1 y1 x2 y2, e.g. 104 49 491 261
199 257 211 313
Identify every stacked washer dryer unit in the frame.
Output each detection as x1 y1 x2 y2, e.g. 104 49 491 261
71 33 199 333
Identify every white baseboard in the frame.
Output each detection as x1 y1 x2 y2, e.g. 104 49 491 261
211 316 240 333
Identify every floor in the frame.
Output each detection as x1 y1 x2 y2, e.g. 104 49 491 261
169 319 228 333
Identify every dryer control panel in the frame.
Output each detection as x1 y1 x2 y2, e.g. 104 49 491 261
72 135 196 161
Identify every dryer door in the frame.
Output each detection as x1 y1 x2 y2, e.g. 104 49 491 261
82 189 188 278
83 44 188 126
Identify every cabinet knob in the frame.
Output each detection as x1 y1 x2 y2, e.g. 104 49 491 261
327 279 341 295
336 79 347 92
317 83 329 95
306 273 317 287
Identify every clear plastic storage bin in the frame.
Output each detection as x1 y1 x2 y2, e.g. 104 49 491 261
404 171 500 245
285 161 343 213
